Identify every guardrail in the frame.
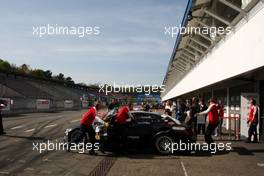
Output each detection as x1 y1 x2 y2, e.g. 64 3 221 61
222 116 240 140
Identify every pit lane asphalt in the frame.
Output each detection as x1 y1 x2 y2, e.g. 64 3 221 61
0 110 264 176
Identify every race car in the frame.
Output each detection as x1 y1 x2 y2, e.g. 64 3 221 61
64 111 193 154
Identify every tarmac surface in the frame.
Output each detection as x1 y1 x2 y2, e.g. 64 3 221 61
0 110 264 176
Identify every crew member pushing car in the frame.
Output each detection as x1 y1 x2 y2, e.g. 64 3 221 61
115 102 134 146
71 101 101 155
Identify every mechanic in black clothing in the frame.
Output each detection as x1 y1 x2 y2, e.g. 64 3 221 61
198 99 207 135
187 97 200 141
0 100 6 135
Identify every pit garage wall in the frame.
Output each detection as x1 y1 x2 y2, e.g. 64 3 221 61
162 2 264 101
174 77 264 140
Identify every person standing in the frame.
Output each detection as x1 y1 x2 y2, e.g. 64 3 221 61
164 100 173 116
197 98 219 144
247 99 259 143
217 100 224 136
175 98 186 121
0 100 6 135
198 99 207 135
187 97 200 141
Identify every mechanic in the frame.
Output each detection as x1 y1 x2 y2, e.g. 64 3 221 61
164 100 173 116
247 99 259 143
103 101 118 122
197 98 219 144
71 101 101 155
143 102 151 112
217 100 224 136
187 97 200 141
198 99 207 135
0 100 6 135
115 102 134 147
175 98 186 121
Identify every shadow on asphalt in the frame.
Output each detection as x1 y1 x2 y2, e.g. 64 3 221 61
3 134 46 140
231 146 264 156
82 148 232 159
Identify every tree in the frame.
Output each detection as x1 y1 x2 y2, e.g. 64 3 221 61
18 64 31 74
66 76 74 84
0 59 12 72
53 73 65 81
31 69 46 78
44 70 52 79
77 82 87 86
0 59 80 84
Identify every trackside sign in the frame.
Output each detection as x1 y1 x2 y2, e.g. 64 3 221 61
64 100 74 108
36 99 50 110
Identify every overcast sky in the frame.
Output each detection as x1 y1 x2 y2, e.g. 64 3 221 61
0 0 187 85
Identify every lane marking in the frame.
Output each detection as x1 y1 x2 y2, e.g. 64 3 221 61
257 163 264 167
11 125 24 130
70 119 79 123
0 171 9 175
181 161 188 176
25 128 35 132
24 168 34 171
44 124 57 128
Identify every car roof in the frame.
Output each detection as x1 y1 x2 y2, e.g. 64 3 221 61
130 111 161 116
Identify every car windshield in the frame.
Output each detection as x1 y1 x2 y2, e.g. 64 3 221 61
161 114 181 125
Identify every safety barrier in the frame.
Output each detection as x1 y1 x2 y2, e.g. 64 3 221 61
222 116 240 140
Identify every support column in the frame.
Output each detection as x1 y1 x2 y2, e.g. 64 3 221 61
226 87 230 130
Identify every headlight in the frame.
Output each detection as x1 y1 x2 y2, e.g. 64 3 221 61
172 126 186 131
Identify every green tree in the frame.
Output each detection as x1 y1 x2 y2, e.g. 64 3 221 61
0 59 12 72
66 76 74 84
53 73 65 81
31 69 46 78
18 64 31 74
44 70 52 79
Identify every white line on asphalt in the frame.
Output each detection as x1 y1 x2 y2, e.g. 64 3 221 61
0 171 9 175
44 124 57 128
24 168 34 171
25 128 35 132
11 125 24 130
181 161 188 176
70 119 79 123
257 163 264 167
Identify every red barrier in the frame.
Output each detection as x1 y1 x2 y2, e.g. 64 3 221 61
222 116 240 140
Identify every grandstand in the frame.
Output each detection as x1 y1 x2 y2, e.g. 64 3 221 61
0 72 101 115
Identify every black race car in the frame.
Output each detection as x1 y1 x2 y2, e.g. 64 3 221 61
64 111 194 154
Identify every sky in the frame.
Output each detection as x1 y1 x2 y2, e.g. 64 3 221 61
0 0 187 85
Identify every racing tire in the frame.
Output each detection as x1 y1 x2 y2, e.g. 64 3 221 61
154 135 174 155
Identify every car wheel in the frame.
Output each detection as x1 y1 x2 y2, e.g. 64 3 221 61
69 129 85 143
154 135 174 154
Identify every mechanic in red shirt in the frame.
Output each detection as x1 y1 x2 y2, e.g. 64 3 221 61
247 99 259 143
197 98 219 144
115 103 133 125
71 101 101 155
115 102 134 146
